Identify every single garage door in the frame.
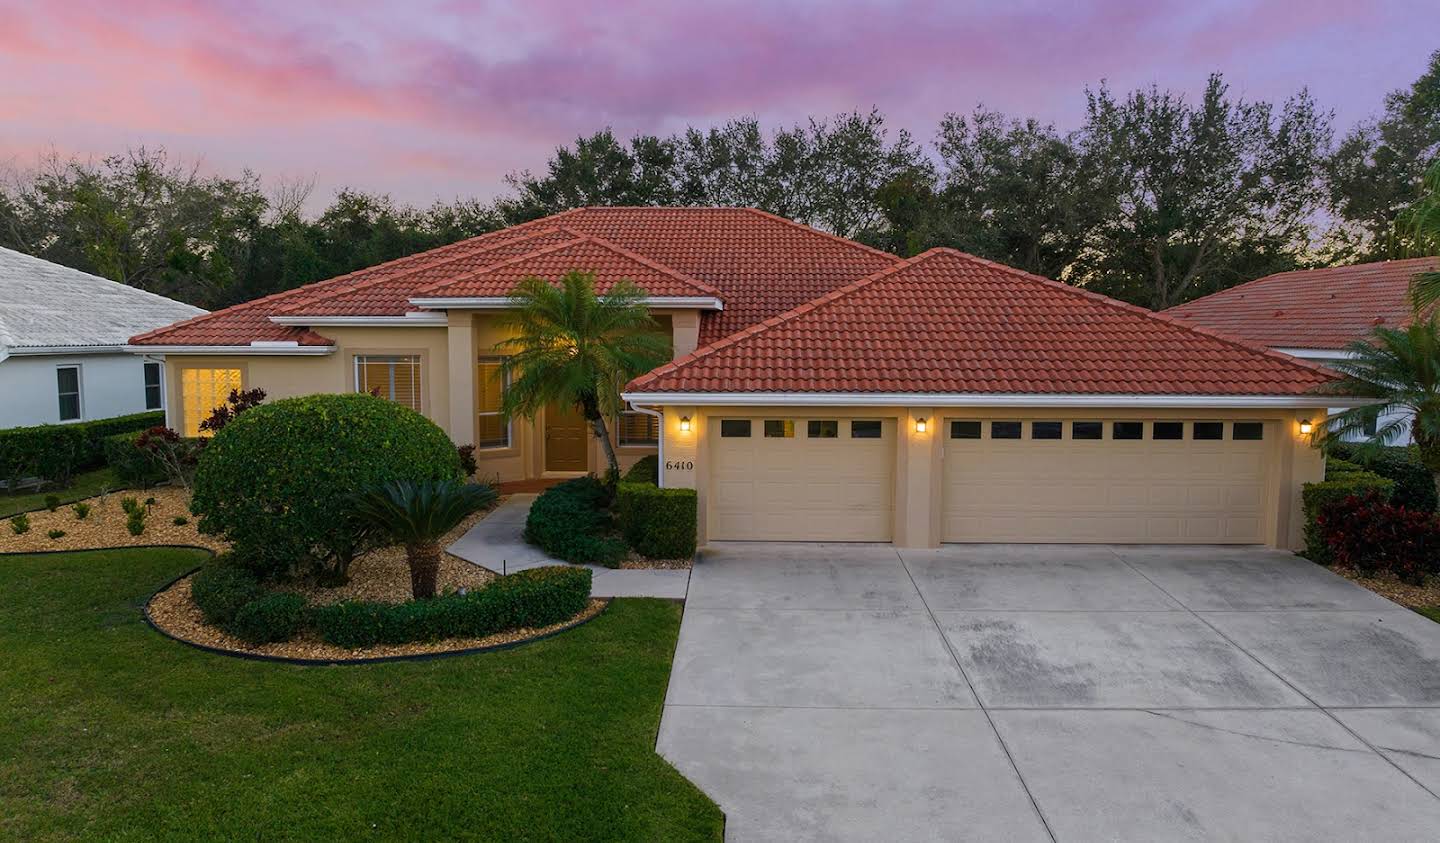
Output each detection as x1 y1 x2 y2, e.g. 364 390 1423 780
709 417 894 541
943 419 1270 543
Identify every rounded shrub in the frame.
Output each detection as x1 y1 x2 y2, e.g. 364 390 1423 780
616 482 697 559
190 393 461 580
190 557 263 626
623 454 659 485
524 476 626 567
230 593 308 644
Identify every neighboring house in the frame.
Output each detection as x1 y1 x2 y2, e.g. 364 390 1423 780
0 247 206 429
1164 256 1440 445
129 208 1341 551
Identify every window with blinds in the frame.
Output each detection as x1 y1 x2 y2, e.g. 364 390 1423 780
355 355 422 412
180 368 242 436
618 411 658 446
477 358 510 449
143 362 163 410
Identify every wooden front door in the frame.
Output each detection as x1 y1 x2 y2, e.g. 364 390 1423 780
544 403 589 471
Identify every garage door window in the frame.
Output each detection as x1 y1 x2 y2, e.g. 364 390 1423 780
807 420 839 438
764 419 795 438
720 419 751 437
1193 421 1224 440
1071 421 1103 440
851 420 883 439
992 421 1022 439
1153 421 1184 440
950 420 982 439
1233 422 1265 441
1113 421 1144 440
1032 421 1063 440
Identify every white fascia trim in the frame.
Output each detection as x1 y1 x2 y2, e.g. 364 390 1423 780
408 296 724 311
621 391 1370 409
1273 347 1350 361
122 344 336 356
4 344 126 356
268 314 449 326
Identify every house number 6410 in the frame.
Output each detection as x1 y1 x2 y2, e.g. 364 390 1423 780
665 460 695 471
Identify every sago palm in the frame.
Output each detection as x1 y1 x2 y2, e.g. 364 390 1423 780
1321 316 1440 498
496 271 671 480
353 480 498 599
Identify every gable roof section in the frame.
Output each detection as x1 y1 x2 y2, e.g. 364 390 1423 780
1163 257 1440 351
626 248 1336 398
412 231 721 300
0 246 205 351
131 207 898 347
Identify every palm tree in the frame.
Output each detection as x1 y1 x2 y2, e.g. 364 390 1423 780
353 480 498 599
1400 159 1440 311
1322 317 1440 498
496 271 671 480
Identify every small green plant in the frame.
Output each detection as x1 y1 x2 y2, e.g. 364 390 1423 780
120 497 141 517
47 528 66 540
126 513 146 536
9 514 30 535
173 515 189 526
71 502 91 520
44 494 61 512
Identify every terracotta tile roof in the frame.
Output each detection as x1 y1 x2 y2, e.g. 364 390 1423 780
1163 257 1440 351
626 248 1336 397
415 232 721 299
132 207 897 346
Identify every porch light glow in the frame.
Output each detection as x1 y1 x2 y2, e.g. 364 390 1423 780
1299 418 1313 435
915 417 928 434
679 416 692 433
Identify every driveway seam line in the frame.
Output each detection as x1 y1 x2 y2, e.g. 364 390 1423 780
895 548 1059 843
1108 546 1440 803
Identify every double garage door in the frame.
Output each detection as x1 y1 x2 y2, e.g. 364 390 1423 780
707 416 1270 544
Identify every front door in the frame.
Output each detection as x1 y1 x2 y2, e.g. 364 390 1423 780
544 403 589 472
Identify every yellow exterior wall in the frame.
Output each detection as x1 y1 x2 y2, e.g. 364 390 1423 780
653 403 1328 551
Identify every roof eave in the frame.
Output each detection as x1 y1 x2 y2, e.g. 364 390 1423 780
621 391 1364 409
122 343 336 356
408 296 724 311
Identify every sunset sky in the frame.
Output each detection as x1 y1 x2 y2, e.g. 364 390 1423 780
2 0 1434 209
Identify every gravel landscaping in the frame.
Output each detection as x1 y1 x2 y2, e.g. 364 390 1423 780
0 486 225 553
1332 564 1440 610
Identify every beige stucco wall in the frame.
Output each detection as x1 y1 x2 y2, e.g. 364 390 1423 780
652 404 1327 551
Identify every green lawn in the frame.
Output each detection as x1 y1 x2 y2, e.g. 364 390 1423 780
0 467 121 518
1417 606 1440 624
0 547 722 841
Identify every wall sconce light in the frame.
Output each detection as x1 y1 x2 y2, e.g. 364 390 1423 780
679 416 692 433
1299 418 1313 436
915 417 928 434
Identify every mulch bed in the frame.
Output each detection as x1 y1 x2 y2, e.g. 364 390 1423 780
1331 565 1440 610
618 552 692 570
0 487 227 553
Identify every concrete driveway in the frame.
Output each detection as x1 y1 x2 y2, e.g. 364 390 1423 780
657 543 1440 842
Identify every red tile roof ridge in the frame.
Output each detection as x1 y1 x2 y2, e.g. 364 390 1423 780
412 228 722 299
276 225 585 314
939 248 1341 381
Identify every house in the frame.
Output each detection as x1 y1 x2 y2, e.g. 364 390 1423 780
127 208 1343 550
0 247 206 429
1164 256 1440 444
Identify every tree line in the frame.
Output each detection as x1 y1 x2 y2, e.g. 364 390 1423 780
3 52 1437 313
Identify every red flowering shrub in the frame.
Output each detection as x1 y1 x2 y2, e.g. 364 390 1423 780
200 388 267 433
1316 491 1440 585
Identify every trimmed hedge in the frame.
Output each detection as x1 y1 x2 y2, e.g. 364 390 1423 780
1316 491 1440 584
1328 442 1437 513
616 482 697 559
190 393 461 580
1301 471 1396 562
0 411 164 488
229 593 307 644
312 566 593 649
623 454 659 485
524 476 627 566
104 432 166 488
1326 458 1363 477
190 558 264 627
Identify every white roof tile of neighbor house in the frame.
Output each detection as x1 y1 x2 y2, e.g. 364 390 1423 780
0 246 205 352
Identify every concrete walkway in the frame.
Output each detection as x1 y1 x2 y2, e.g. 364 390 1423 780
446 494 690 599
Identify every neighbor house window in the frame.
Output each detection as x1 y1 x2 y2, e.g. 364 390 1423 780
143 362 163 410
1233 422 1264 441
850 420 882 439
764 419 795 438
618 410 658 446
720 419 751 437
1193 422 1224 440
1031 421 1063 440
476 358 510 449
1363 414 1379 437
56 366 81 421
356 355 422 412
807 420 839 438
991 421 1022 440
1113 421 1144 440
1153 421 1184 440
1072 421 1103 440
180 368 242 437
